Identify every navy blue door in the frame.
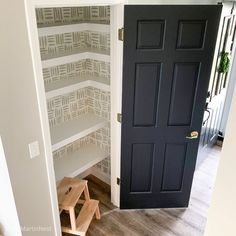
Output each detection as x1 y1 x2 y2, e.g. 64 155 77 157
120 5 222 209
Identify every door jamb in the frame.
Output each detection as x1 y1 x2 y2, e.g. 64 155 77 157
110 4 124 207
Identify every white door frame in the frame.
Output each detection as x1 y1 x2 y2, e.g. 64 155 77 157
23 0 124 235
110 4 124 206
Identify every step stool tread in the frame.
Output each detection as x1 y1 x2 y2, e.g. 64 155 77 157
57 177 87 209
76 199 99 233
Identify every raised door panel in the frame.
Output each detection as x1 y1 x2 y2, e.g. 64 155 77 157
161 143 187 191
133 63 161 127
130 143 155 193
168 63 200 126
137 20 165 49
177 20 207 49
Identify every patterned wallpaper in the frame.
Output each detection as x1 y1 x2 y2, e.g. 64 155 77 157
37 6 111 181
53 125 110 159
39 31 110 60
47 89 88 128
87 87 110 121
53 135 91 160
47 87 110 128
91 126 111 177
90 126 110 155
86 59 110 80
37 7 110 59
43 59 110 85
36 6 110 26
53 125 111 178
48 87 111 180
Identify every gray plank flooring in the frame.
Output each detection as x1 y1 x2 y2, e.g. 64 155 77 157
63 146 221 236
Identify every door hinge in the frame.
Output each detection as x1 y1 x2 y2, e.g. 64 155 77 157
117 177 121 185
117 113 122 123
118 28 124 41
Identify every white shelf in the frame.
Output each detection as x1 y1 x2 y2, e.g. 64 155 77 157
38 23 110 37
42 51 110 68
51 113 108 152
54 144 108 181
45 76 110 99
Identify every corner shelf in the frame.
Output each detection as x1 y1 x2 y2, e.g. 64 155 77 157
54 144 108 181
51 113 108 152
45 76 110 99
38 23 110 37
41 51 110 68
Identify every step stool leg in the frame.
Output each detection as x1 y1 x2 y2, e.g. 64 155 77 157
95 206 101 220
84 184 90 201
69 207 76 231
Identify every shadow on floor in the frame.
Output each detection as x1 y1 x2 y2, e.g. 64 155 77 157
62 146 221 236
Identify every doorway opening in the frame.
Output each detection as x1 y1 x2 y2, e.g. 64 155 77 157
32 4 122 234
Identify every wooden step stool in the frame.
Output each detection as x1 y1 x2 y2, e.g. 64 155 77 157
57 177 100 236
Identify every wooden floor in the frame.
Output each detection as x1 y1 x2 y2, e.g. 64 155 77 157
62 146 221 236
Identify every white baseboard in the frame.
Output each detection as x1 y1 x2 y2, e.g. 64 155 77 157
77 168 92 179
90 167 111 185
76 167 111 186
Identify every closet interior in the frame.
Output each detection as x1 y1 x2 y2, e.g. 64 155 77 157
35 6 112 190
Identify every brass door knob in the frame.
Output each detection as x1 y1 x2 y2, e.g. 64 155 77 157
186 131 199 139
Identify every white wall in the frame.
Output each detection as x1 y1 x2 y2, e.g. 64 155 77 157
204 75 236 234
126 0 218 4
0 0 57 235
0 137 21 236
